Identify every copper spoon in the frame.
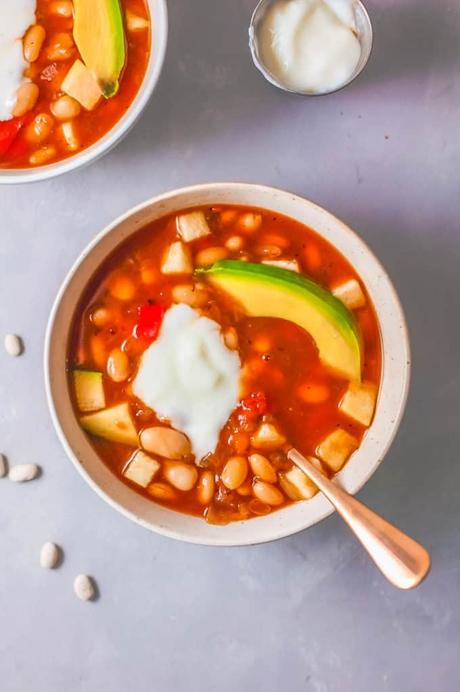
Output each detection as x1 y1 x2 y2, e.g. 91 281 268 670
288 449 431 589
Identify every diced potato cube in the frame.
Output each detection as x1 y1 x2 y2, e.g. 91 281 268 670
161 241 193 275
339 381 377 426
262 259 300 273
123 450 160 488
61 60 102 111
280 461 321 500
176 211 211 242
317 428 358 472
332 279 366 310
126 9 150 31
251 422 286 449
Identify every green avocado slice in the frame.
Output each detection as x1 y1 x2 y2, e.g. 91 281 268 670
200 260 362 381
73 0 126 98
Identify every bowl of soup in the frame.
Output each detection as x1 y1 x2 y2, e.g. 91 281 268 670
0 0 167 184
45 183 410 545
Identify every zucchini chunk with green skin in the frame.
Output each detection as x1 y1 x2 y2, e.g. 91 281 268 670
200 261 361 381
74 370 105 412
73 0 126 98
317 428 358 472
80 403 138 446
176 211 211 242
123 450 160 488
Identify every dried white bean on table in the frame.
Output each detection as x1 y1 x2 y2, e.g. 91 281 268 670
4 334 24 357
74 575 96 601
8 464 40 482
0 454 7 478
40 542 60 569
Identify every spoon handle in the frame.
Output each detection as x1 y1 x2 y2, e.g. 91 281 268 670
287 449 431 590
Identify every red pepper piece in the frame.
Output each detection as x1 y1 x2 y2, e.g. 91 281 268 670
241 391 268 417
134 304 165 342
0 117 26 157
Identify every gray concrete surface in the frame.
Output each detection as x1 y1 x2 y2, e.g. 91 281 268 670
1 1 459 690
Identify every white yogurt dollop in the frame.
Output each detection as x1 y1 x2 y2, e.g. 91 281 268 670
133 304 241 462
0 1 36 121
258 0 361 94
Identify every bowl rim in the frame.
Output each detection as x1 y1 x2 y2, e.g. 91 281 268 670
44 182 411 546
0 0 168 185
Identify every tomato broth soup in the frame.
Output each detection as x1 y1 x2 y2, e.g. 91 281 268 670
0 0 150 168
68 206 382 525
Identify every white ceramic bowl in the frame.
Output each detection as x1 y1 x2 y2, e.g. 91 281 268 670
45 183 410 546
0 0 168 185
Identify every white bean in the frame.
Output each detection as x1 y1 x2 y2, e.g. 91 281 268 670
238 213 262 232
223 327 238 350
26 113 54 144
197 470 215 505
225 235 244 251
140 427 191 459
221 456 248 490
248 453 277 483
49 1 73 18
29 146 57 166
12 82 39 117
4 334 23 356
171 283 209 308
73 574 96 601
8 464 39 482
90 307 112 327
40 542 60 569
147 482 177 501
51 95 81 120
107 348 130 383
60 121 80 151
253 481 284 506
0 453 7 478
163 461 198 491
23 25 46 62
46 32 74 61
195 247 228 267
